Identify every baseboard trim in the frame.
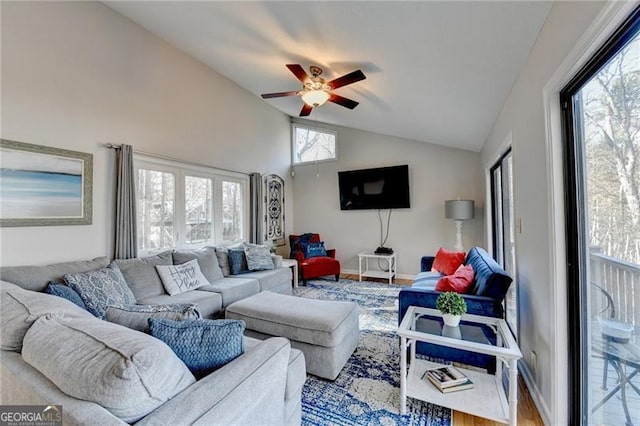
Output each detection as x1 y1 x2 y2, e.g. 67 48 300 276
519 362 551 425
341 269 415 281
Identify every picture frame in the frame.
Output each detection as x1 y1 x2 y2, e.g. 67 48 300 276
0 139 93 227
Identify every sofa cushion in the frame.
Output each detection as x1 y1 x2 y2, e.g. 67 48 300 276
105 303 201 333
298 256 340 279
412 271 442 290
243 242 274 271
0 256 109 292
156 259 210 296
432 247 466 275
149 318 245 377
465 246 512 300
21 315 195 423
46 282 88 311
173 246 224 283
198 277 260 308
114 251 173 300
0 281 93 351
64 263 137 319
242 268 292 293
244 336 306 402
228 248 250 275
435 264 475 293
140 290 223 319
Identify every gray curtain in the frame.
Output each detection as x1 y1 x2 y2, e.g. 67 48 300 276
114 144 138 259
249 172 263 244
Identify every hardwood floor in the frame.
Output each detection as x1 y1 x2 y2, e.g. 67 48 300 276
340 273 544 426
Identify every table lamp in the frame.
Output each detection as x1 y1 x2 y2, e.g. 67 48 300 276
445 199 475 252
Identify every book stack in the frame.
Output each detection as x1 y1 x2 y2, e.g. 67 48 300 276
422 365 474 393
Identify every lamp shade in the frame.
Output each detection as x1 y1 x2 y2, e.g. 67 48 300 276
445 200 475 220
301 90 330 107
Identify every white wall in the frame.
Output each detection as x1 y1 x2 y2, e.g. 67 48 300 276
480 1 619 423
292 119 483 277
0 1 292 266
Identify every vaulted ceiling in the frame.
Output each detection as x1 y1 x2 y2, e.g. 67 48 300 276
106 1 553 151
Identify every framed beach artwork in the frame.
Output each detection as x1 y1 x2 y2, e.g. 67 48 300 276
0 139 93 226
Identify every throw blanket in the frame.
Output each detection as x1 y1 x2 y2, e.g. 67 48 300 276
290 233 314 259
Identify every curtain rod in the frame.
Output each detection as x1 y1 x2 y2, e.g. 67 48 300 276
104 143 250 176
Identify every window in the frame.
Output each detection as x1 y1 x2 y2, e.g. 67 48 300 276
489 148 518 338
222 180 244 242
135 157 248 254
137 168 175 252
561 7 640 425
292 123 337 165
185 176 212 244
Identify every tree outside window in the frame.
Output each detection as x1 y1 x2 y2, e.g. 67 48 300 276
581 33 640 264
292 124 337 165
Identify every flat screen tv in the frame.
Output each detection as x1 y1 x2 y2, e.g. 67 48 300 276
338 165 410 210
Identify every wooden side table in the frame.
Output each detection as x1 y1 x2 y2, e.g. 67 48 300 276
281 258 299 288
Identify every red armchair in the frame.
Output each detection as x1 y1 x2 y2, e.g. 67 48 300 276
289 233 341 285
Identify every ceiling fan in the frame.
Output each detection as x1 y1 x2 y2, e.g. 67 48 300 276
261 64 366 117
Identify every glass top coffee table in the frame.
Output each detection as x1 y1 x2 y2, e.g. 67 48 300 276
398 306 522 425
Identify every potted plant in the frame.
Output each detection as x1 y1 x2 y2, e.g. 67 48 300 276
436 292 467 327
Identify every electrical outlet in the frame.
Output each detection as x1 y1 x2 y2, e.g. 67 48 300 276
530 350 537 376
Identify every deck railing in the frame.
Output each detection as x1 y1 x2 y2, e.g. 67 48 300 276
590 251 640 327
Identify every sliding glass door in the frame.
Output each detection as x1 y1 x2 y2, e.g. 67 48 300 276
561 7 640 425
490 149 517 338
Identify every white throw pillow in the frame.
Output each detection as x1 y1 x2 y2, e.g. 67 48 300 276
156 259 210 296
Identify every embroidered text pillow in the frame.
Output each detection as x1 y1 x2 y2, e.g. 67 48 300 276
156 259 210 296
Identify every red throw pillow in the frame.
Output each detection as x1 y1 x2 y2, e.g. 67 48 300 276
435 264 475 293
431 247 466 275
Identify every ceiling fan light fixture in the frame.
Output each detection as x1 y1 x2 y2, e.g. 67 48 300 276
301 89 330 107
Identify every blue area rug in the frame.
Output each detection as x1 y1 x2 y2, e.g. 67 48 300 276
294 278 451 426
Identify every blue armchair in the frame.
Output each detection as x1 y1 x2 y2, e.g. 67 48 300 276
398 246 513 372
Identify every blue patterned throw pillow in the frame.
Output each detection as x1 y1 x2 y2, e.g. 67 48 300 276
149 318 245 377
304 241 327 258
46 282 88 311
228 249 250 275
243 242 274 271
64 263 137 319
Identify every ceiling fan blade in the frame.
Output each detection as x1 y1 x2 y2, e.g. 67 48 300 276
328 93 359 109
299 104 313 117
261 91 299 99
327 70 366 90
286 64 310 84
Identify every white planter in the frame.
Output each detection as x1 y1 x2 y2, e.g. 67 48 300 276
442 325 462 339
442 313 461 328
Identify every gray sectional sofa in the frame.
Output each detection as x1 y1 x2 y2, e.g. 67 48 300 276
112 247 293 318
0 248 305 426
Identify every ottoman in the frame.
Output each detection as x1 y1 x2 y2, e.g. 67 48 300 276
226 291 359 380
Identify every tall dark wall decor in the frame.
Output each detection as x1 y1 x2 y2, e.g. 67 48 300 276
263 174 285 246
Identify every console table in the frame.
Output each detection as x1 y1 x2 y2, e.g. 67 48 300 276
358 251 396 284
